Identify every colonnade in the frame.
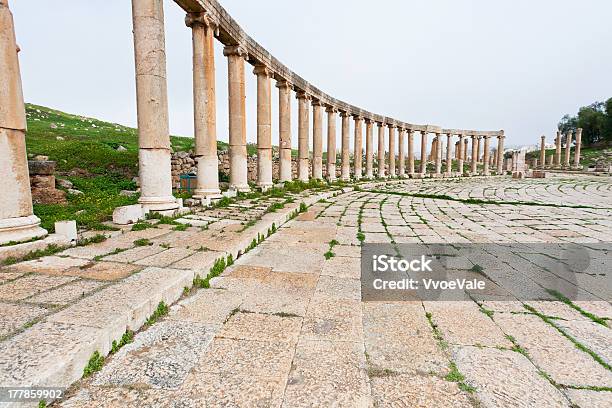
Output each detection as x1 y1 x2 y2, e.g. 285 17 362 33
0 0 507 245
537 129 583 169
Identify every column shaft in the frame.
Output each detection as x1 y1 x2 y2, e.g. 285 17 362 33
341 112 350 180
470 136 478 174
496 136 505 174
539 135 546 169
277 81 292 182
435 134 442 176
224 45 249 191
365 120 374 178
555 131 562 167
0 0 47 244
574 128 582 168
133 0 178 210
312 101 323 180
420 131 428 174
377 123 385 177
326 107 336 181
564 131 572 167
445 134 452 175
458 136 464 175
353 116 363 180
296 92 310 182
475 136 482 163
397 128 405 177
254 65 273 188
483 136 490 175
407 130 415 175
388 125 396 177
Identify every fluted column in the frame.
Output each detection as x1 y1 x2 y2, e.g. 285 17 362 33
312 100 323 180
276 80 292 182
496 134 505 174
430 138 437 162
539 135 546 169
388 124 396 177
457 135 465 175
445 133 453 176
564 131 572 167
407 130 415 176
254 65 273 189
326 107 337 182
483 135 491 176
554 131 562 167
470 135 478 174
353 116 363 180
365 119 374 179
377 122 385 177
133 0 178 211
224 45 249 191
0 0 48 244
186 13 221 199
296 91 311 182
397 128 405 177
574 128 583 168
340 111 351 181
434 134 442 176
420 131 428 175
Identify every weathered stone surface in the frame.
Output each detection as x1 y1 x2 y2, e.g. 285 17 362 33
0 302 48 337
564 389 612 408
0 274 77 301
112 204 145 225
27 279 105 306
218 312 302 343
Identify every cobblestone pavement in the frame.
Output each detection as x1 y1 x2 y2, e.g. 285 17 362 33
3 176 612 407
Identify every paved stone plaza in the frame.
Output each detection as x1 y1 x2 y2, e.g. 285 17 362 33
1 175 608 407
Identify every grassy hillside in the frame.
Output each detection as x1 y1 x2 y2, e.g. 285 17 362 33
525 146 612 167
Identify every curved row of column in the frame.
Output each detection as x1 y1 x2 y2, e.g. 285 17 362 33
537 129 583 169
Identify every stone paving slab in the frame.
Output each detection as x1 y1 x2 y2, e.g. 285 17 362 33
0 274 77 301
0 302 48 338
26 279 106 306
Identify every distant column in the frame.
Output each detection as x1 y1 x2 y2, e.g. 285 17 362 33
470 135 478 174
397 128 405 177
0 0 48 244
253 65 273 189
341 111 350 180
554 131 562 167
457 135 465 175
476 136 483 163
434 134 442 176
407 130 415 176
377 122 385 177
539 135 546 169
420 131 428 175
388 124 396 177
326 106 337 181
186 12 221 199
133 0 179 210
353 116 363 180
496 133 505 174
365 119 374 178
277 80 292 182
224 45 249 191
446 133 453 176
564 131 572 167
483 135 490 176
312 99 323 180
430 137 437 162
296 91 311 182
574 128 583 168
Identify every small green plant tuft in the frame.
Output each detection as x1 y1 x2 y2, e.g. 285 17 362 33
133 238 151 247
83 350 105 377
131 221 155 231
145 301 169 326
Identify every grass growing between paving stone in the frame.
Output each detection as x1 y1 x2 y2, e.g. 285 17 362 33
145 301 169 327
445 362 476 393
545 288 608 326
324 239 339 260
1 244 67 266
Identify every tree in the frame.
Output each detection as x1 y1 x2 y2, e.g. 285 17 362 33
603 97 612 143
558 114 577 135
576 102 606 146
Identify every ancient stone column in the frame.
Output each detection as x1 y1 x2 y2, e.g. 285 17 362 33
470 135 478 174
0 0 48 244
457 135 465 175
388 124 396 177
445 133 453 176
186 12 221 199
224 45 249 191
564 131 572 168
365 119 374 179
254 65 273 189
434 134 442 176
397 128 405 177
477 136 484 163
496 134 505 174
547 153 553 167
574 128 582 168
430 137 437 162
340 111 351 181
483 135 490 176
326 107 337 181
539 135 546 169
554 131 562 167
407 130 415 176
133 0 179 211
377 122 385 177
353 116 363 180
296 91 311 182
420 131 428 175
312 100 323 180
276 80 292 182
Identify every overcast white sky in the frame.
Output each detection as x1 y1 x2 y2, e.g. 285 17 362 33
11 0 612 149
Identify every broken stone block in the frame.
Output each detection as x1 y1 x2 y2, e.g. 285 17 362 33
28 160 56 175
113 204 145 225
54 220 78 245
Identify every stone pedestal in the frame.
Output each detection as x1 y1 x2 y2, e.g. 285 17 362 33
420 131 428 175
353 116 363 180
224 45 250 191
296 91 311 182
254 65 273 188
340 112 351 181
133 0 179 210
312 100 323 180
365 119 374 179
186 12 221 199
326 107 336 181
377 122 385 177
407 130 415 176
388 125 396 177
277 80 292 182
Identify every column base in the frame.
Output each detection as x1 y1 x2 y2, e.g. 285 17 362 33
257 182 274 192
0 215 48 246
138 195 179 212
231 184 251 193
192 188 223 200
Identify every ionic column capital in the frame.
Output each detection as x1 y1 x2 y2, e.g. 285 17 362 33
339 110 351 118
377 122 386 128
253 64 272 77
325 105 337 114
275 79 292 90
364 118 374 124
311 98 324 107
352 114 363 121
387 123 396 129
223 45 248 59
185 12 219 33
295 90 311 100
